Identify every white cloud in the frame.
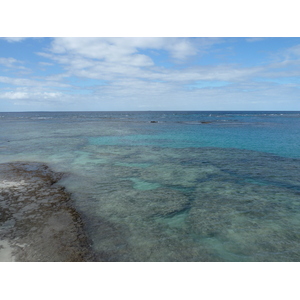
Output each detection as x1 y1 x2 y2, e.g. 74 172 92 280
0 57 28 71
0 75 70 88
85 78 300 111
2 76 300 111
2 37 300 111
2 37 28 43
50 37 155 66
33 38 230 95
0 57 19 67
39 48 264 85
0 90 62 100
286 44 300 57
0 91 29 99
39 62 53 66
41 38 274 89
245 37 266 43
267 43 300 63
48 37 218 65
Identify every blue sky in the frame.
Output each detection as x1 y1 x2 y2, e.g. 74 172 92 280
1 37 300 111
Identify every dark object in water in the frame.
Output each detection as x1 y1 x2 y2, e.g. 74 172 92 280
150 120 158 123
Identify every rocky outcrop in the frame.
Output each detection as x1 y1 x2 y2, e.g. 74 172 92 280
0 162 95 262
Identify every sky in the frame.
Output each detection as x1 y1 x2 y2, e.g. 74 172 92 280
0 37 300 111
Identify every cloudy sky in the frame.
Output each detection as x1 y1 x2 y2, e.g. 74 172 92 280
0 37 300 111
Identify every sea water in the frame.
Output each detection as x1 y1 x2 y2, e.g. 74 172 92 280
1 111 300 261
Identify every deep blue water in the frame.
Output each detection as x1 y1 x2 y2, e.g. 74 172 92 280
1 111 300 261
2 111 300 157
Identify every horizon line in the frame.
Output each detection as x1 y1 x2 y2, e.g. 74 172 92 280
1 110 300 113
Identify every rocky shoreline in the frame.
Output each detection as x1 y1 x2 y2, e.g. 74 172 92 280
0 162 95 262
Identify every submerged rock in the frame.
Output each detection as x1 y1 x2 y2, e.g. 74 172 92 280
0 162 95 262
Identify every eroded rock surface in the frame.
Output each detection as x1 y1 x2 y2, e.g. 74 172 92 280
0 162 95 262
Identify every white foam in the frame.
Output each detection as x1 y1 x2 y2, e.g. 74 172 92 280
0 180 27 188
0 240 15 262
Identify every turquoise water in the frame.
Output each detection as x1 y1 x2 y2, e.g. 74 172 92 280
1 111 300 261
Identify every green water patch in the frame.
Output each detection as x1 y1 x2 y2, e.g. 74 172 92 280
139 163 223 188
72 150 108 166
89 134 167 147
153 209 189 229
198 236 250 262
129 177 161 191
115 162 152 168
242 178 270 186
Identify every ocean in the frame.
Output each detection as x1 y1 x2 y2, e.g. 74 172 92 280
1 111 300 261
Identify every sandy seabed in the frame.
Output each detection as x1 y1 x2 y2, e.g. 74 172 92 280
0 162 95 262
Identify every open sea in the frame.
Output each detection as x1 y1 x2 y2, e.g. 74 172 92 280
1 111 300 261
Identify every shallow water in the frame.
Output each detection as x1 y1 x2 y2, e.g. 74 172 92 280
1 111 300 261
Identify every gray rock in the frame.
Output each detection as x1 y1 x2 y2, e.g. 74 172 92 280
0 162 95 262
